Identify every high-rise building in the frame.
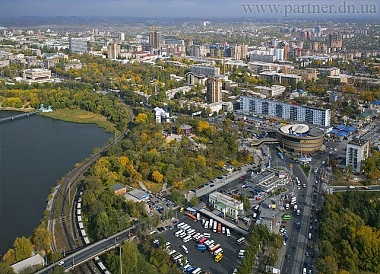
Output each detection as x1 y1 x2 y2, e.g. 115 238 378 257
346 139 370 173
328 33 343 49
118 32 125 41
149 27 161 49
206 77 222 103
69 37 88 53
107 42 120 59
240 96 331 127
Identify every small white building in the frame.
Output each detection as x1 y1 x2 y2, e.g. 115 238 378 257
11 254 44 273
209 192 244 219
154 107 170 123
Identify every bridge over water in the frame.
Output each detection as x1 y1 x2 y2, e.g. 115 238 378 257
0 110 40 124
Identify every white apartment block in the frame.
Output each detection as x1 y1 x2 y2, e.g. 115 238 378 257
209 192 244 220
346 139 370 173
240 96 331 127
190 64 220 77
23 68 51 81
69 37 88 53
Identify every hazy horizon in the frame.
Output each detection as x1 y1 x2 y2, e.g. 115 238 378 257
1 0 379 20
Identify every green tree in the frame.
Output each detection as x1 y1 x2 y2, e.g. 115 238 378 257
121 241 139 272
31 222 51 252
13 237 33 262
239 195 251 211
0 263 15 274
189 196 199 207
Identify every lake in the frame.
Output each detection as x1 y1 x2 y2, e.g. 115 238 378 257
0 111 112 256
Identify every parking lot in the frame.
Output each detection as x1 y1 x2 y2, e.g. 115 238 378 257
158 214 247 273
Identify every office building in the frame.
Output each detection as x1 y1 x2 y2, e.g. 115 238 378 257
346 139 370 173
209 192 244 220
190 64 220 77
240 96 331 127
206 77 222 103
69 37 88 53
107 42 120 59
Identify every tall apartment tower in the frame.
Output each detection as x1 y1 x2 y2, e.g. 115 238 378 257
69 37 88 53
118 32 125 41
328 33 343 49
206 77 222 103
107 42 120 59
346 139 370 173
149 27 161 49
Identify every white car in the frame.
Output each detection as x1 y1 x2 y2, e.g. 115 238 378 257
58 261 64 266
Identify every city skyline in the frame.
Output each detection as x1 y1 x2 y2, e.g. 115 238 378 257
1 0 379 19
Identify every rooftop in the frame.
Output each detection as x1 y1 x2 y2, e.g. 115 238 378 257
280 124 309 134
348 138 369 147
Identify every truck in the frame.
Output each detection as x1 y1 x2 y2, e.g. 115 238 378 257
293 204 298 212
213 221 217 233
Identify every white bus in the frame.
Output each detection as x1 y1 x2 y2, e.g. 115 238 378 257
204 221 209 229
226 228 231 237
192 268 202 274
214 248 223 256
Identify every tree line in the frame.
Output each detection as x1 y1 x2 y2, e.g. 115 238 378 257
316 191 380 273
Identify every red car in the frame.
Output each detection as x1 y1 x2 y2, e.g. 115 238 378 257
281 220 287 224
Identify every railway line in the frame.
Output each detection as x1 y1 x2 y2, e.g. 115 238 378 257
48 105 134 272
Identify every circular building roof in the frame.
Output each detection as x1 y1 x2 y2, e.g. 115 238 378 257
280 124 309 134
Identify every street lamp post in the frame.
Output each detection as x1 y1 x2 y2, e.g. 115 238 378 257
119 246 122 274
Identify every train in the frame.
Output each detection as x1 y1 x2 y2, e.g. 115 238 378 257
76 187 90 245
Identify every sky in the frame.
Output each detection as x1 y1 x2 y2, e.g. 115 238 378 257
0 0 379 19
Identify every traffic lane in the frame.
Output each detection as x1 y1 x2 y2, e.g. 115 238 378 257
160 219 240 273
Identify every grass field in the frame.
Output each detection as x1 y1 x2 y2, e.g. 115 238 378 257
39 108 116 133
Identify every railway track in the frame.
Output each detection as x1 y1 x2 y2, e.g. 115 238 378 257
48 105 133 271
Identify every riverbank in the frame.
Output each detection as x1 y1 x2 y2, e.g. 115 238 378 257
39 108 117 134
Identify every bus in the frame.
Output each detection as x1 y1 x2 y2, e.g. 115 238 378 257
186 212 197 222
192 268 202 274
209 219 213 229
209 244 221 254
226 228 231 237
237 237 246 245
217 223 222 234
204 221 209 229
